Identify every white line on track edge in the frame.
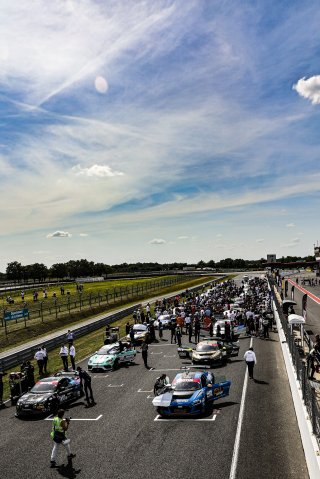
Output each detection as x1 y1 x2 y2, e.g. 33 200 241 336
228 336 252 479
154 414 216 422
45 414 103 421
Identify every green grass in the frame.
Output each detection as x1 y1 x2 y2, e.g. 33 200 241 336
1 311 133 403
0 275 214 351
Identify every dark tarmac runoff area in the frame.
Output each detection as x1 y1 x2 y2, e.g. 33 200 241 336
0 278 309 479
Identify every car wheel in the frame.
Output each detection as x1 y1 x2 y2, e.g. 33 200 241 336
50 399 59 414
201 396 207 414
157 407 164 416
113 359 119 370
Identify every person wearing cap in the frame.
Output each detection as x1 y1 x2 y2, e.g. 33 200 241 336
244 347 257 380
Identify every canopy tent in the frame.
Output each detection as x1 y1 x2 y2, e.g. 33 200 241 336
288 314 305 325
288 314 305 348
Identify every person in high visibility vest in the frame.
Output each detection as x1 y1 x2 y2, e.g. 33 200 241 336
50 409 76 468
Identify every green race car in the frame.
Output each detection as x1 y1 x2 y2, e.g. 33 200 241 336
88 342 136 371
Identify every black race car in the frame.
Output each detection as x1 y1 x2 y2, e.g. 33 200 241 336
15 376 81 417
210 337 240 357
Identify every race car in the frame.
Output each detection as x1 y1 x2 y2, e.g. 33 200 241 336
208 337 240 358
126 324 149 344
153 314 175 329
178 340 226 366
15 376 81 417
153 370 231 416
88 342 136 371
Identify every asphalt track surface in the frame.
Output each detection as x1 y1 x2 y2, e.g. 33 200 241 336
0 278 309 479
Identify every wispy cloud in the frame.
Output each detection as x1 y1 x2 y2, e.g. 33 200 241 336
47 231 72 238
286 223 296 228
149 238 166 245
72 164 124 178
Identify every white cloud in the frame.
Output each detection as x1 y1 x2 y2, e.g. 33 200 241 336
47 231 72 238
79 233 88 237
256 238 264 243
72 164 124 178
177 236 189 240
286 223 295 228
216 234 223 239
293 76 320 104
149 238 166 245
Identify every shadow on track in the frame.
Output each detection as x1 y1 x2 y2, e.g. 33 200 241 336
253 379 269 385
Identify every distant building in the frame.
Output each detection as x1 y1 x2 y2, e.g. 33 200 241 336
267 254 276 263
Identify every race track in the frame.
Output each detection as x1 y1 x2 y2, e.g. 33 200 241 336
0 277 309 479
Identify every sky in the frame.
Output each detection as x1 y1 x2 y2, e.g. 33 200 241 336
0 0 320 272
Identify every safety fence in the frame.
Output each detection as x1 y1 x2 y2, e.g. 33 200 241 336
269 277 320 447
1 276 193 329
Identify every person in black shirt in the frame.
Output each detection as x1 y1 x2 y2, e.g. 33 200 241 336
76 367 95 406
140 342 150 369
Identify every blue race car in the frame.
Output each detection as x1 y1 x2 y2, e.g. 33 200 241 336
152 370 231 417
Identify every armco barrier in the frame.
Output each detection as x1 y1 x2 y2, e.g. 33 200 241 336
0 277 222 372
0 304 140 372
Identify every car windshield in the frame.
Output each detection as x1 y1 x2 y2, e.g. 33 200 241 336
196 343 219 352
133 326 147 332
174 379 201 391
97 346 118 355
31 382 57 393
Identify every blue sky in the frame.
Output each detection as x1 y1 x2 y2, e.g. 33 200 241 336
0 0 320 271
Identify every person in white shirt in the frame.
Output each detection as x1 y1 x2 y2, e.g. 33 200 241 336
42 346 48 374
60 344 69 371
69 345 76 371
244 347 257 380
34 347 45 375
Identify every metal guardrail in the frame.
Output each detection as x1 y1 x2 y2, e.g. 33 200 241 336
0 304 140 372
0 277 220 373
269 276 320 446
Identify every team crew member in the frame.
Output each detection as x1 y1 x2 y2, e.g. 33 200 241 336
154 374 169 396
66 330 74 345
69 344 76 370
244 347 257 380
50 409 76 468
59 344 69 371
42 346 48 374
34 347 44 375
76 367 95 406
141 341 150 369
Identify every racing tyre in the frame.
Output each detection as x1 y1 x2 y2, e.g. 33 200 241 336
157 407 165 416
201 396 207 414
113 359 119 370
50 399 59 415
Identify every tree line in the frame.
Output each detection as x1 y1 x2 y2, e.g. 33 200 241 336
0 254 315 283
